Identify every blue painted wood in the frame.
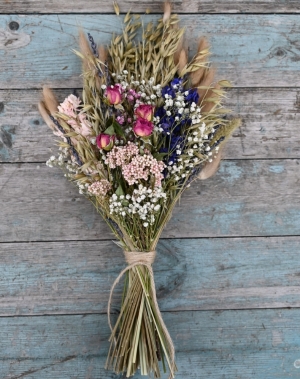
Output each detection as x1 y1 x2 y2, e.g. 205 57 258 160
0 160 298 242
1 310 300 378
0 15 299 88
0 6 299 379
0 237 300 315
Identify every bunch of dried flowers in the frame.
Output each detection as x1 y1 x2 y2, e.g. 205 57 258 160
39 2 240 378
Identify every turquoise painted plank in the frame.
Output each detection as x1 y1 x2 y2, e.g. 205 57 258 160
0 15 299 88
1 88 300 162
0 160 299 242
0 237 300 315
1 309 300 378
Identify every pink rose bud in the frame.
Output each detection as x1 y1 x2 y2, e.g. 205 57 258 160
105 85 122 105
135 104 154 121
133 118 154 137
96 133 115 151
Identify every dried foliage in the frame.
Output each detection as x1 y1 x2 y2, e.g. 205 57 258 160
39 2 240 378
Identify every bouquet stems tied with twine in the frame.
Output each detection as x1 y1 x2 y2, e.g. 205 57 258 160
39 2 240 377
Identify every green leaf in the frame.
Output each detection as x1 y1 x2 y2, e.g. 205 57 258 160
105 116 114 127
114 104 124 111
116 184 125 196
112 121 125 137
153 152 168 161
104 125 115 135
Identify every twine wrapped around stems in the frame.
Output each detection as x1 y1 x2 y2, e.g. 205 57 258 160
107 250 176 378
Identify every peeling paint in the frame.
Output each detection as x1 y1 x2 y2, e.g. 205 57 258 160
0 28 30 50
269 164 284 174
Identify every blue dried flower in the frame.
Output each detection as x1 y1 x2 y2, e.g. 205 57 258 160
161 85 176 99
184 88 199 103
155 107 166 119
170 78 183 90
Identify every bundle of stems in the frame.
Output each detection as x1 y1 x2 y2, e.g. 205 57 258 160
106 265 175 377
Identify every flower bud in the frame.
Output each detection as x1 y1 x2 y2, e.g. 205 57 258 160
133 118 154 137
134 104 154 121
105 85 122 105
96 133 115 151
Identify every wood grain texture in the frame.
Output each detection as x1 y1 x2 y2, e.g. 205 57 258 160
0 237 300 315
1 309 300 378
1 4 300 377
1 88 300 162
1 0 300 14
0 159 299 242
0 15 299 88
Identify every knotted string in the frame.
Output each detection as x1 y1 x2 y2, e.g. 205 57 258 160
107 250 176 378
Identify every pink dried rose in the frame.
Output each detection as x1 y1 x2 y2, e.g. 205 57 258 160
96 133 115 151
135 104 154 121
106 85 122 105
133 118 154 137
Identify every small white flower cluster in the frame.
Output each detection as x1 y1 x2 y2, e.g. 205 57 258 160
166 155 200 181
153 93 202 136
78 182 90 195
46 147 89 194
166 123 220 181
46 147 68 168
109 71 162 106
46 147 79 173
109 184 167 227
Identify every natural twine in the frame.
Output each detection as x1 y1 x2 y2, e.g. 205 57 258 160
107 250 175 378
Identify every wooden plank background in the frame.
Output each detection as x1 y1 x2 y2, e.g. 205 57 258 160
1 1 300 378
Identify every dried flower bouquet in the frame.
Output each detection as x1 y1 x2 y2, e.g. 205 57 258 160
39 2 240 378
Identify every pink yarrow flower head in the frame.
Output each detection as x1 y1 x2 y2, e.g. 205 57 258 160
96 133 115 151
133 118 154 137
88 179 111 197
105 142 165 187
135 104 154 121
122 151 165 187
105 85 122 105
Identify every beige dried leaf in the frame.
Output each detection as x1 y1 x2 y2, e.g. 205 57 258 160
198 151 222 180
198 68 216 102
98 45 107 63
78 29 94 71
177 49 187 75
42 86 59 115
38 101 55 131
163 2 172 23
201 83 221 113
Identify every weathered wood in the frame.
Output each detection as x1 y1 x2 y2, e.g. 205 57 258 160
0 160 299 242
0 28 30 50
1 309 300 378
0 237 300 315
1 88 300 162
1 0 300 14
0 15 299 88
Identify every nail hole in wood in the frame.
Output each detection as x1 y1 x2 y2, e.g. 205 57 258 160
9 21 19 31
